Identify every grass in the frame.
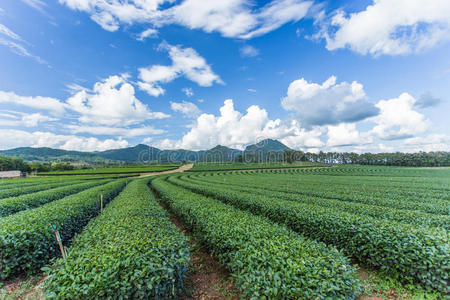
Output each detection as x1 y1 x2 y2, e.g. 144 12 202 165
0 275 45 300
357 265 442 300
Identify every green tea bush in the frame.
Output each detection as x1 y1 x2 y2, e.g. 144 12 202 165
153 178 360 299
0 179 111 217
168 176 449 294
0 180 86 199
0 180 126 280
179 175 450 229
44 178 189 299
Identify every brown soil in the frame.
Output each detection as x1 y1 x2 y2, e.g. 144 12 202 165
1 275 45 299
355 265 399 300
170 215 240 300
153 190 240 300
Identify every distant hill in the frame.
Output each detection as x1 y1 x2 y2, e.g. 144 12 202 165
99 144 161 162
204 145 242 162
243 139 290 162
0 139 292 164
244 139 290 153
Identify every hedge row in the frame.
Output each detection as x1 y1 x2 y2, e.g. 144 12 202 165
152 177 360 299
0 179 126 280
0 179 111 217
0 180 83 199
44 178 189 299
187 173 448 215
167 176 449 294
194 170 450 202
180 176 449 229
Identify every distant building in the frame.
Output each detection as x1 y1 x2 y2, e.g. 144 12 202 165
0 171 25 178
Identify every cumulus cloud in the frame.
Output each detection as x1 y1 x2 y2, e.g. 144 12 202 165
182 87 194 97
317 0 450 56
21 113 57 127
281 76 379 127
370 92 430 140
137 28 158 41
156 99 324 151
0 129 128 151
66 124 165 137
0 111 57 128
402 134 450 152
327 123 371 147
240 45 259 57
59 0 312 39
170 101 201 118
67 74 169 125
138 42 223 97
280 125 325 149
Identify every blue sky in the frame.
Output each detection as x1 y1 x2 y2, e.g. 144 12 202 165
0 0 449 153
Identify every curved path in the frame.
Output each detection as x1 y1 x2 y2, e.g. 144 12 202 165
139 164 194 177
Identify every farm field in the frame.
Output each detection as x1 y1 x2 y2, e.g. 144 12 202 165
0 164 448 299
190 161 328 171
38 164 180 175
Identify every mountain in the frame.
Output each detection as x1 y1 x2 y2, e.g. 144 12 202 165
243 139 291 162
203 145 242 162
99 144 161 162
0 147 105 162
0 139 291 164
244 139 290 153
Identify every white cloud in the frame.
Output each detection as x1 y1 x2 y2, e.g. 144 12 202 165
0 24 47 64
0 111 56 128
280 125 325 149
0 24 22 41
327 123 371 147
281 75 379 127
0 38 48 65
0 129 128 151
66 124 165 137
21 113 57 127
240 45 259 57
157 99 324 151
182 87 194 97
318 0 450 56
248 88 256 93
21 0 48 15
137 28 158 41
0 91 65 115
370 92 430 140
138 42 223 96
170 101 201 118
402 134 450 152
67 74 169 126
59 0 313 39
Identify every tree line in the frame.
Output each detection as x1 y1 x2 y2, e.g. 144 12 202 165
0 156 77 173
284 150 450 167
1 150 449 172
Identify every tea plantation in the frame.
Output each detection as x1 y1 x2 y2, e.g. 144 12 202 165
0 165 448 298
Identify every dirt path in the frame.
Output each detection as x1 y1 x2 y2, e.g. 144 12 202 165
139 163 194 177
150 186 240 300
